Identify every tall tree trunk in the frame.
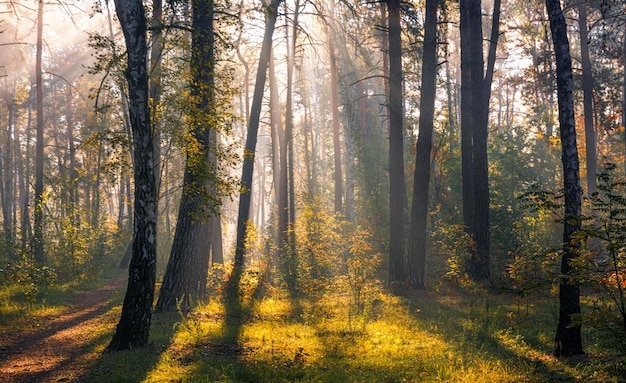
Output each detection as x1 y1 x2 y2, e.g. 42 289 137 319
20 95 34 253
33 0 45 266
231 0 283 289
2 97 15 260
545 0 584 357
269 50 282 213
277 0 300 291
578 4 596 196
459 0 474 242
407 0 437 290
328 0 343 214
155 0 216 313
151 0 163 200
471 0 496 282
108 0 158 351
387 0 407 284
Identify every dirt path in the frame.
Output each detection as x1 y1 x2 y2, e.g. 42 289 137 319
0 276 127 383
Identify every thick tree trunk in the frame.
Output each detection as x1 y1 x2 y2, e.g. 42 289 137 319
407 0 437 290
545 0 584 357
155 0 216 313
33 0 45 266
578 4 596 196
108 0 158 351
211 215 223 264
470 0 500 282
387 0 407 284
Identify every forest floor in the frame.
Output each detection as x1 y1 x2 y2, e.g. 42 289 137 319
1 275 625 382
0 275 127 383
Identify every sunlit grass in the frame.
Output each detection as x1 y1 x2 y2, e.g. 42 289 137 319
58 278 624 383
93 284 621 383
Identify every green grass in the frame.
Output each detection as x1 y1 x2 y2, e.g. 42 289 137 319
79 284 625 383
0 271 123 331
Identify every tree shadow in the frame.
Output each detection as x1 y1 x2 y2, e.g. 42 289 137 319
0 279 128 383
76 310 179 383
402 288 586 382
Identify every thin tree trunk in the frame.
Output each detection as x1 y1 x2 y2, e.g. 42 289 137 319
328 0 343 214
151 0 163 201
33 0 45 266
578 3 596 196
269 50 282 214
407 0 437 290
459 0 474 241
108 0 158 351
2 97 15 260
231 0 283 289
545 0 584 357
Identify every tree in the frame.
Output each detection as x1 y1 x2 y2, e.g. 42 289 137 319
33 0 45 266
545 0 584 357
406 0 437 290
327 0 343 214
231 0 283 290
387 0 407 284
460 0 501 282
155 0 216 313
578 3 597 196
107 0 158 351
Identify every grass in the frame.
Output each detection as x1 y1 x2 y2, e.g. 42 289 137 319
77 281 625 383
0 271 123 331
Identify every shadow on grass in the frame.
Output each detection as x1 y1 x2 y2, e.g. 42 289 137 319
77 310 179 383
0 277 128 383
400 287 586 382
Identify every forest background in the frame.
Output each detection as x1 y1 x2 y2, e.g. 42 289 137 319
0 0 626 380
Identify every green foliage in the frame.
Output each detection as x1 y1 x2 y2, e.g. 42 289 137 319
574 163 626 352
517 163 626 353
1 254 57 304
294 200 344 293
293 199 382 317
428 223 472 289
337 228 382 322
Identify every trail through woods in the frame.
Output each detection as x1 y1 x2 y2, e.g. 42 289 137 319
0 276 126 383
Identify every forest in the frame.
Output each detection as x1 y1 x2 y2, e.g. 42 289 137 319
0 0 625 381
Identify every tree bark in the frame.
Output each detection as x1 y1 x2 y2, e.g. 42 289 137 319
211 215 223 264
407 0 437 290
33 0 45 266
387 0 407 284
578 3 596 196
155 0 216 313
232 0 283 287
108 0 158 351
545 0 584 357
328 0 343 214
459 0 474 242
150 0 163 200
